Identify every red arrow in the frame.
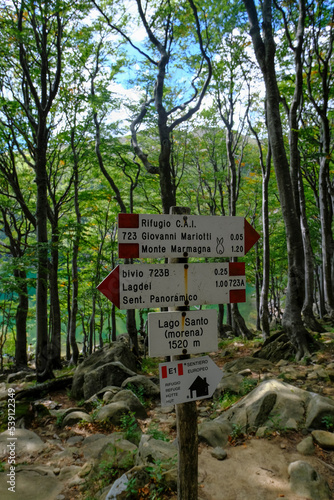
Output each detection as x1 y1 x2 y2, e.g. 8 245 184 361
244 219 260 254
96 266 120 308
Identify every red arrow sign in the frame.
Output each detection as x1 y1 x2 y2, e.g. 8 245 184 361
118 214 260 258
97 262 246 310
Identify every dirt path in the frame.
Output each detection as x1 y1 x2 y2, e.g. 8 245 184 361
196 438 332 500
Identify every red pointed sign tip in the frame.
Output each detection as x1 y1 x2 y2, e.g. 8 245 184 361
96 266 120 309
244 219 260 254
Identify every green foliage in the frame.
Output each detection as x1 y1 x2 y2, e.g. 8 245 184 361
120 411 141 443
321 415 334 431
90 399 104 421
56 414 65 428
125 476 138 497
267 413 287 434
214 391 239 411
147 423 170 442
240 378 258 395
145 458 177 499
141 357 160 376
126 383 146 406
229 423 245 440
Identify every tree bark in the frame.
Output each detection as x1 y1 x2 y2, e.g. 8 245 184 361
14 269 28 368
49 224 62 369
243 0 312 359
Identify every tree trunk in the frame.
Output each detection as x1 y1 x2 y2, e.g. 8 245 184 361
14 269 28 368
299 170 326 332
69 138 80 366
49 225 62 369
217 304 225 338
319 152 334 318
243 0 312 359
35 140 54 381
126 309 139 356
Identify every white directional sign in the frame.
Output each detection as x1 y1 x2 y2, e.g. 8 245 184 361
148 310 218 357
118 213 260 258
97 262 246 309
159 356 223 406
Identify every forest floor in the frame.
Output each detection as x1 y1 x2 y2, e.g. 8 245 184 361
4 330 334 500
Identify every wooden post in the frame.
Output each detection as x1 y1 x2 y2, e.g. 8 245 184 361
169 206 198 500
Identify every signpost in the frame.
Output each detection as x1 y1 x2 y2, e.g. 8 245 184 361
148 309 218 357
159 356 223 406
118 213 260 258
97 208 260 500
97 262 246 309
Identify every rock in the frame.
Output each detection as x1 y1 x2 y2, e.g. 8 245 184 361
83 362 137 400
0 466 62 500
95 401 135 425
67 475 85 487
214 378 334 435
62 411 91 427
276 359 289 367
95 386 121 399
297 436 315 455
211 447 227 460
0 429 46 459
103 391 116 403
198 420 232 448
7 370 30 383
256 426 269 438
101 465 151 500
97 438 137 471
238 368 252 376
78 461 93 478
71 342 138 400
136 434 177 467
288 460 331 500
223 356 274 373
104 473 129 499
67 435 84 445
214 373 244 395
81 433 125 460
111 389 147 419
305 393 334 429
311 430 334 450
121 374 160 398
58 465 82 481
285 418 298 431
253 332 295 363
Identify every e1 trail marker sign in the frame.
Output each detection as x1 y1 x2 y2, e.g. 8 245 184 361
148 309 218 357
118 213 260 259
97 262 246 309
159 356 223 406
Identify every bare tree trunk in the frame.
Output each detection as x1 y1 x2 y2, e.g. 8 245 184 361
243 0 313 359
14 269 28 368
49 225 62 369
299 170 326 332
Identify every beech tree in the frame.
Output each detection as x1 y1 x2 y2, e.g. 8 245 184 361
0 0 80 379
92 0 212 213
304 2 334 319
242 0 314 359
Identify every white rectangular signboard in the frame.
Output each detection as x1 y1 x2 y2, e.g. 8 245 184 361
118 213 260 258
159 356 223 406
148 310 218 357
97 262 246 309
